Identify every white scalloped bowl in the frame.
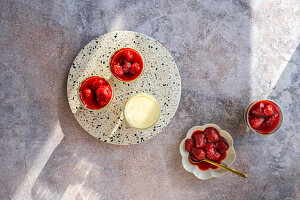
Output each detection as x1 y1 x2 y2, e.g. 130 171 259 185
179 124 236 180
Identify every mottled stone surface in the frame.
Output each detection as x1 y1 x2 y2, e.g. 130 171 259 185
0 0 299 199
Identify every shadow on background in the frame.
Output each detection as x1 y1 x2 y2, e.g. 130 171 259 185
30 0 254 199
1 0 298 200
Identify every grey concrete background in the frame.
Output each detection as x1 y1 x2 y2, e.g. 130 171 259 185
0 0 299 199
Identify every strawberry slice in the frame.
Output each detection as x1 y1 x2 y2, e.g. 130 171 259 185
191 147 206 160
130 63 141 75
185 139 194 152
112 64 124 77
193 132 207 148
251 102 265 117
263 104 274 116
204 127 220 143
249 117 264 129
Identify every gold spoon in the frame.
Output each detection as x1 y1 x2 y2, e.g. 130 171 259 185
189 154 247 178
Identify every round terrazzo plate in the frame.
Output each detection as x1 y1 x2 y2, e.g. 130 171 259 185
67 31 181 145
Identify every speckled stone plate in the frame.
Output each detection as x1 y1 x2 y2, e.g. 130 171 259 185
67 31 181 145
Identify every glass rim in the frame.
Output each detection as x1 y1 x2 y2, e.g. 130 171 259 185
245 99 284 136
123 93 161 130
109 48 144 82
77 75 114 111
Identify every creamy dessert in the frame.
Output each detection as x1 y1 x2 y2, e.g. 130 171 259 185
124 93 160 129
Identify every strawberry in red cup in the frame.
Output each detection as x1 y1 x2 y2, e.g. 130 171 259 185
79 76 113 110
110 48 143 81
123 50 134 62
111 64 124 77
249 117 264 129
246 100 283 135
185 127 229 171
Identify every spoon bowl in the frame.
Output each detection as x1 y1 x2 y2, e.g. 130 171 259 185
188 154 247 178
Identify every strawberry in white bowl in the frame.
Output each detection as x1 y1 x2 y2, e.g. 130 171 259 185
179 124 236 180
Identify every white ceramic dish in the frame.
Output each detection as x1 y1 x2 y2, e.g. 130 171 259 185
179 124 236 180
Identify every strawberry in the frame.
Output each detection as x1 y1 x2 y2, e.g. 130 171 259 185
216 140 229 154
205 143 221 161
263 104 274 116
130 63 141 75
190 154 200 162
185 139 194 152
92 79 105 90
95 85 111 105
205 143 217 154
83 88 92 98
112 64 124 77
193 132 207 148
266 112 279 126
249 117 264 129
251 102 265 117
191 147 206 160
122 62 131 73
204 127 220 143
123 50 134 62
207 151 221 161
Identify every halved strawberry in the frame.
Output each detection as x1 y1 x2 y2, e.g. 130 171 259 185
216 140 229 154
91 79 104 90
266 112 279 126
207 151 221 161
112 64 124 77
83 88 92 98
263 104 274 116
185 139 194 152
193 132 207 148
205 143 221 161
205 143 217 154
251 102 265 117
122 62 131 73
123 50 134 62
249 117 264 129
204 127 220 143
130 63 141 75
95 85 111 105
191 147 206 160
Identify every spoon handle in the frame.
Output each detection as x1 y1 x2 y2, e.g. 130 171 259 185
203 159 247 178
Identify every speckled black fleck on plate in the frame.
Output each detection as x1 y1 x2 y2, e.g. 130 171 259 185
67 31 181 145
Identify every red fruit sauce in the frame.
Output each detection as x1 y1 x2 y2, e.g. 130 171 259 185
79 76 113 110
248 100 280 134
189 152 227 171
110 48 143 81
186 129 228 171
